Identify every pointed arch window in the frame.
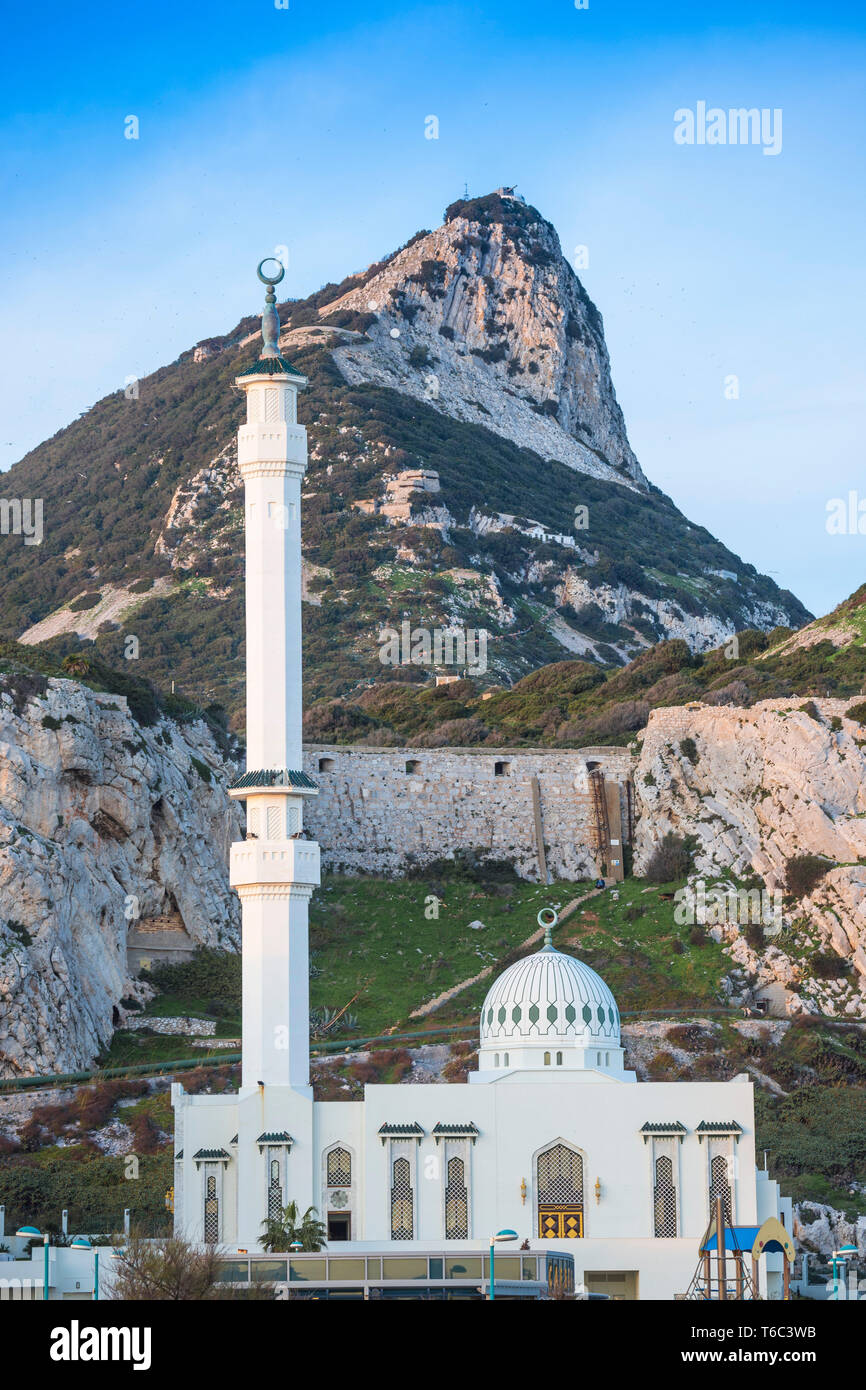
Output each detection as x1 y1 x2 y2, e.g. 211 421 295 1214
709 1153 733 1226
390 1157 413 1240
204 1172 219 1244
268 1157 283 1220
653 1155 677 1237
327 1146 352 1188
444 1157 469 1239
537 1143 584 1239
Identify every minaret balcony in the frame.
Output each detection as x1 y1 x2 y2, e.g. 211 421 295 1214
230 838 321 888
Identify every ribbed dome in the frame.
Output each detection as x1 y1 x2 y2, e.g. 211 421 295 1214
480 946 620 1047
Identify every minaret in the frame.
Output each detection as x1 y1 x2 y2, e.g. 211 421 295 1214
228 259 320 1093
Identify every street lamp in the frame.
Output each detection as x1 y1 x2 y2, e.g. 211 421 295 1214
488 1229 518 1301
69 1237 99 1302
832 1244 858 1300
14 1227 46 1301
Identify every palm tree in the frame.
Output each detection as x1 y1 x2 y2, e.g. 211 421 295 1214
261 1200 327 1253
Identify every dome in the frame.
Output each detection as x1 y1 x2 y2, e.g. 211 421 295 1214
480 945 620 1050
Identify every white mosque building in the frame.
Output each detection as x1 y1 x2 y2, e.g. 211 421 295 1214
171 264 791 1300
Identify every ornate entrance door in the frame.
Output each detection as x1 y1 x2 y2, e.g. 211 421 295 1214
537 1144 584 1239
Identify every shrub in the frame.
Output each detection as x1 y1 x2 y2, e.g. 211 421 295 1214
679 737 699 764
786 854 834 898
808 951 849 980
646 1049 677 1079
147 948 241 1011
846 701 866 726
644 833 693 884
68 592 103 612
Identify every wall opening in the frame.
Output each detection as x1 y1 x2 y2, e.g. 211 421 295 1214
494 760 511 777
318 757 334 772
327 1213 351 1242
405 760 421 775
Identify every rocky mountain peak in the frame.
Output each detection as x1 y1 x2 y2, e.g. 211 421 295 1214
290 191 646 488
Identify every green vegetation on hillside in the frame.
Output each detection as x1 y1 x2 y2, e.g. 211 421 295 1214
303 595 866 747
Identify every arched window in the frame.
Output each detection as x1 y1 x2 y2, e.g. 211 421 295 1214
654 1155 677 1237
390 1157 413 1240
503 1052 509 1067
326 1146 352 1188
494 1053 499 1068
536 1143 584 1239
709 1154 733 1226
268 1157 283 1220
556 1051 563 1066
204 1173 219 1244
444 1157 469 1239
543 1051 551 1066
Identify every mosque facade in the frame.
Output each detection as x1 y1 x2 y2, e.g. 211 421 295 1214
172 266 790 1300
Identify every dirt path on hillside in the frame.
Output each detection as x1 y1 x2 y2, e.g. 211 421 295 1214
408 888 603 1020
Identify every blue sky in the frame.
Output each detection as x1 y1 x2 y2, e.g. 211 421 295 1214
1 0 864 616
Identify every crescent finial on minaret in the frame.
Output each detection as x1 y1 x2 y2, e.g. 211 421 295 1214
257 257 286 359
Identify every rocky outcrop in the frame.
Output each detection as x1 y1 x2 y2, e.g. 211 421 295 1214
633 698 866 1017
0 674 241 1077
321 199 645 489
795 1202 866 1260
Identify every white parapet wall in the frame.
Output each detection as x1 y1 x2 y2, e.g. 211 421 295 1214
302 744 634 880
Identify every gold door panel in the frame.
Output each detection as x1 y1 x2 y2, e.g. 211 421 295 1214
538 1205 583 1238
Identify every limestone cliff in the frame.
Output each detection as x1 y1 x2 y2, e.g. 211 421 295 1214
321 193 644 488
633 698 866 1017
0 673 241 1077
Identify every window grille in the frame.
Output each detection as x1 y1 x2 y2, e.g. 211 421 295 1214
537 1144 584 1205
204 1173 219 1244
265 389 279 421
268 1158 283 1220
287 804 300 835
248 806 261 837
266 806 281 839
390 1157 413 1240
327 1147 352 1187
653 1155 677 1237
444 1157 469 1239
709 1154 733 1226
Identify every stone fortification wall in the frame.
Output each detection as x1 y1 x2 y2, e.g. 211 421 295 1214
301 745 633 880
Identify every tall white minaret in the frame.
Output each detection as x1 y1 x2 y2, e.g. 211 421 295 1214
228 259 320 1093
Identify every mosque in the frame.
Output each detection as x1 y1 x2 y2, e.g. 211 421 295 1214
171 264 791 1300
